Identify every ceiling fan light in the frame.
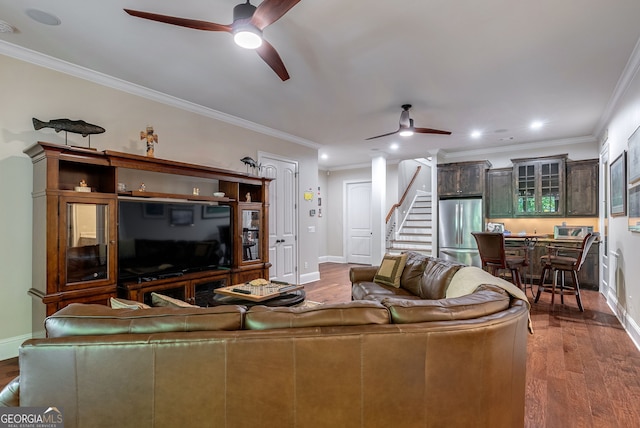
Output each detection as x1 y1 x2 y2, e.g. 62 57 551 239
233 25 263 49
399 129 414 137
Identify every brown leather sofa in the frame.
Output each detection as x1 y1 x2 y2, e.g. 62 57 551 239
1 253 529 428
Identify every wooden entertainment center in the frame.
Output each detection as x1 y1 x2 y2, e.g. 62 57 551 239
26 141 272 316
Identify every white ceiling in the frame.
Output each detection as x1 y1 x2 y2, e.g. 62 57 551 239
1 0 640 168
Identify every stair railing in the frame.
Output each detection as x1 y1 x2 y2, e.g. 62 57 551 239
385 166 421 249
386 165 421 224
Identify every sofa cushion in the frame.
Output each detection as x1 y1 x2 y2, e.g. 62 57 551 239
45 303 246 338
0 376 19 407
245 301 390 330
382 285 510 324
351 281 418 301
151 292 197 308
400 252 464 299
110 297 151 310
373 253 407 288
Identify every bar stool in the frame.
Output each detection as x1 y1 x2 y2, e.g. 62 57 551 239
471 232 527 290
535 232 599 311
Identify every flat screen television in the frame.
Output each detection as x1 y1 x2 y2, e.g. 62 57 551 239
118 200 232 282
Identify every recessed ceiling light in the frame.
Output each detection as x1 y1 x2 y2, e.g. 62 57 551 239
471 130 482 139
320 153 328 160
390 143 399 150
530 120 544 130
25 9 61 26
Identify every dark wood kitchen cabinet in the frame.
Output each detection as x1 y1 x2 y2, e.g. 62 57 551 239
512 155 566 216
486 168 513 217
438 160 491 197
566 159 599 217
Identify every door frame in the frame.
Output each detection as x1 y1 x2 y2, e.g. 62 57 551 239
343 179 373 265
599 143 610 295
258 151 299 284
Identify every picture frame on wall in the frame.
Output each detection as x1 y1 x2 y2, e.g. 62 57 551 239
629 125 640 184
628 183 640 232
610 151 627 217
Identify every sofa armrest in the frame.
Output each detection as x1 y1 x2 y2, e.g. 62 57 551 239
0 376 20 407
349 266 379 284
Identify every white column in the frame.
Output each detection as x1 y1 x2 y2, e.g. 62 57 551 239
371 154 387 263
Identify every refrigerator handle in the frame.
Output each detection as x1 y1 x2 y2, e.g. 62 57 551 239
459 203 464 245
455 203 460 245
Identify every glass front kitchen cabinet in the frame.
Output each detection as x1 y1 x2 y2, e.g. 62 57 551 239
513 156 565 216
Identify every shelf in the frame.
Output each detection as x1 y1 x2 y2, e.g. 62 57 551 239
118 190 234 203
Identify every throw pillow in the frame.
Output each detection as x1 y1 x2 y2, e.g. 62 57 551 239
150 292 197 308
109 297 151 310
373 253 408 288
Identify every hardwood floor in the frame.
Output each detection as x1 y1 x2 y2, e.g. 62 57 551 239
2 262 639 428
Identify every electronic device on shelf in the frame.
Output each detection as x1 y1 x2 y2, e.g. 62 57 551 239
118 200 233 282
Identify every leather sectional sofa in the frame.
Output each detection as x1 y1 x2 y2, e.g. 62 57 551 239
1 252 530 428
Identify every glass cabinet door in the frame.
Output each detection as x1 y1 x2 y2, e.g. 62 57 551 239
514 158 564 216
241 208 261 262
60 195 116 288
516 164 536 213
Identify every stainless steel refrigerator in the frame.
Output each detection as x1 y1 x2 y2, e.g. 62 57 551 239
438 198 483 267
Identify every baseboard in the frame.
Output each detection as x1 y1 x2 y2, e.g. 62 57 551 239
300 271 320 284
321 255 347 264
318 255 330 263
0 333 32 361
606 289 640 352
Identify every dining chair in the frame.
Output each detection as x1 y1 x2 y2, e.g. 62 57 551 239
535 232 599 311
471 232 527 291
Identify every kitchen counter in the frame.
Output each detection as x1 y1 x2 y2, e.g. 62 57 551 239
503 236 600 290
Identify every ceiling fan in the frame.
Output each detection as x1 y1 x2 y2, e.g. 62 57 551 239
124 0 301 81
366 104 451 140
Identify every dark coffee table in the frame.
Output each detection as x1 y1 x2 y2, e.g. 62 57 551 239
212 289 305 307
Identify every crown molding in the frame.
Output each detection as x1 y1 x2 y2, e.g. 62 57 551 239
324 158 400 172
594 35 640 140
438 135 597 160
0 40 321 150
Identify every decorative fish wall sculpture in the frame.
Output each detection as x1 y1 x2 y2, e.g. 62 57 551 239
32 118 106 137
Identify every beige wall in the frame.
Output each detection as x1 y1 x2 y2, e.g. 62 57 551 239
599 59 640 347
0 53 319 358
323 163 398 260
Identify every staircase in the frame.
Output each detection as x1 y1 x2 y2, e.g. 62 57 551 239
387 194 434 255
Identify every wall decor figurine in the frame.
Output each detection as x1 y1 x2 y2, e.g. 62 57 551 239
240 156 261 175
32 117 105 148
140 126 158 157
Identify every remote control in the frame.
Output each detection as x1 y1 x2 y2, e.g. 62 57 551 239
232 288 252 294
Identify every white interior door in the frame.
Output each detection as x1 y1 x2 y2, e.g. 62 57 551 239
260 154 298 284
346 181 372 264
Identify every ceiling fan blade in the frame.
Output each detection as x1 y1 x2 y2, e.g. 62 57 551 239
251 0 301 30
414 127 452 135
124 9 232 32
256 39 290 81
365 129 400 140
